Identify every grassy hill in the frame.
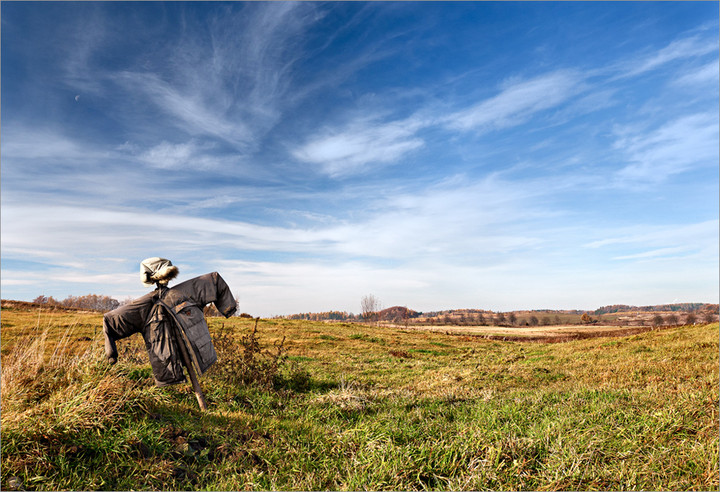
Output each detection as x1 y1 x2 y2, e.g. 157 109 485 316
1 304 718 490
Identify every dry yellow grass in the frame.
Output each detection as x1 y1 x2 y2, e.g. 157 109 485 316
1 305 717 491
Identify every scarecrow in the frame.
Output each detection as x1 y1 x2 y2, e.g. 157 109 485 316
103 257 237 410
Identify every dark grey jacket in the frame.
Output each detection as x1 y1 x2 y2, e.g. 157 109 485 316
103 272 236 386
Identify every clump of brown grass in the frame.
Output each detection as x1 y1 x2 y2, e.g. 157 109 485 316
312 377 373 412
1 324 158 437
209 318 289 390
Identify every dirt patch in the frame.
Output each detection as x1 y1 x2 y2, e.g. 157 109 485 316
399 324 676 343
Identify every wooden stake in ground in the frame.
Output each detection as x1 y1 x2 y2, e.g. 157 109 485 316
172 322 208 411
156 293 209 412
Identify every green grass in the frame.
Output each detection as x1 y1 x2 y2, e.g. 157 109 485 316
1 308 717 490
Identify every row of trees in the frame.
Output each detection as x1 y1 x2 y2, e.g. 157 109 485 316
652 312 716 326
278 295 387 323
423 312 563 327
285 311 358 321
418 311 717 327
358 295 567 327
32 294 248 317
32 294 120 312
594 303 713 314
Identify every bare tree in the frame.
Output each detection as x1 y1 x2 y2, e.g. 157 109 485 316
361 294 381 323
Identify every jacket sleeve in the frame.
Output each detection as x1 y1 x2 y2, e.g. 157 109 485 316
102 291 156 362
176 272 237 317
209 271 237 317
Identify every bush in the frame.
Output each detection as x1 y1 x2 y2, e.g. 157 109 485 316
209 319 302 391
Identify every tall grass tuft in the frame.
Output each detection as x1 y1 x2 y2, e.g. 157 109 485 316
1 324 160 438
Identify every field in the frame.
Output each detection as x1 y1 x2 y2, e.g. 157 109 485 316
1 303 718 491
398 323 685 343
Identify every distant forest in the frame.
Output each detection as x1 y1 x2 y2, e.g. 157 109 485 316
4 297 718 322
30 294 120 312
282 303 719 324
592 303 716 314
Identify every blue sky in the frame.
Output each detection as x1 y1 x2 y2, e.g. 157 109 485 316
2 2 718 317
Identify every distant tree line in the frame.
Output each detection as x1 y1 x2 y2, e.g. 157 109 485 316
652 311 717 326
285 311 360 321
31 294 248 317
273 303 718 326
32 294 120 312
421 311 563 327
594 303 715 315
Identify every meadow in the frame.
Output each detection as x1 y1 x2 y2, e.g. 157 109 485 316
1 303 718 491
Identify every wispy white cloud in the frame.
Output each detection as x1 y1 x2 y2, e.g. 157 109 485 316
61 6 109 95
443 70 585 132
114 71 254 146
614 112 718 183
612 246 691 261
671 60 719 86
584 220 719 264
319 174 557 260
1 205 321 259
81 3 326 152
1 171 565 313
291 114 428 177
292 70 586 177
545 88 619 127
289 28 718 180
621 35 718 78
3 176 716 315
211 256 575 316
1 171 549 261
138 140 198 169
1 125 108 161
212 259 433 315
137 140 228 170
219 2 321 115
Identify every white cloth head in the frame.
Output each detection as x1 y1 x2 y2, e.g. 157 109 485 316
140 257 179 287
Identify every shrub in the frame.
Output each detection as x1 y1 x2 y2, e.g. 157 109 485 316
209 319 295 390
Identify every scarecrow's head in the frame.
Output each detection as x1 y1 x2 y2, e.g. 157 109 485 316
140 257 179 287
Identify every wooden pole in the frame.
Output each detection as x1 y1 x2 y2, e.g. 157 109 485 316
172 323 208 411
157 287 208 412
